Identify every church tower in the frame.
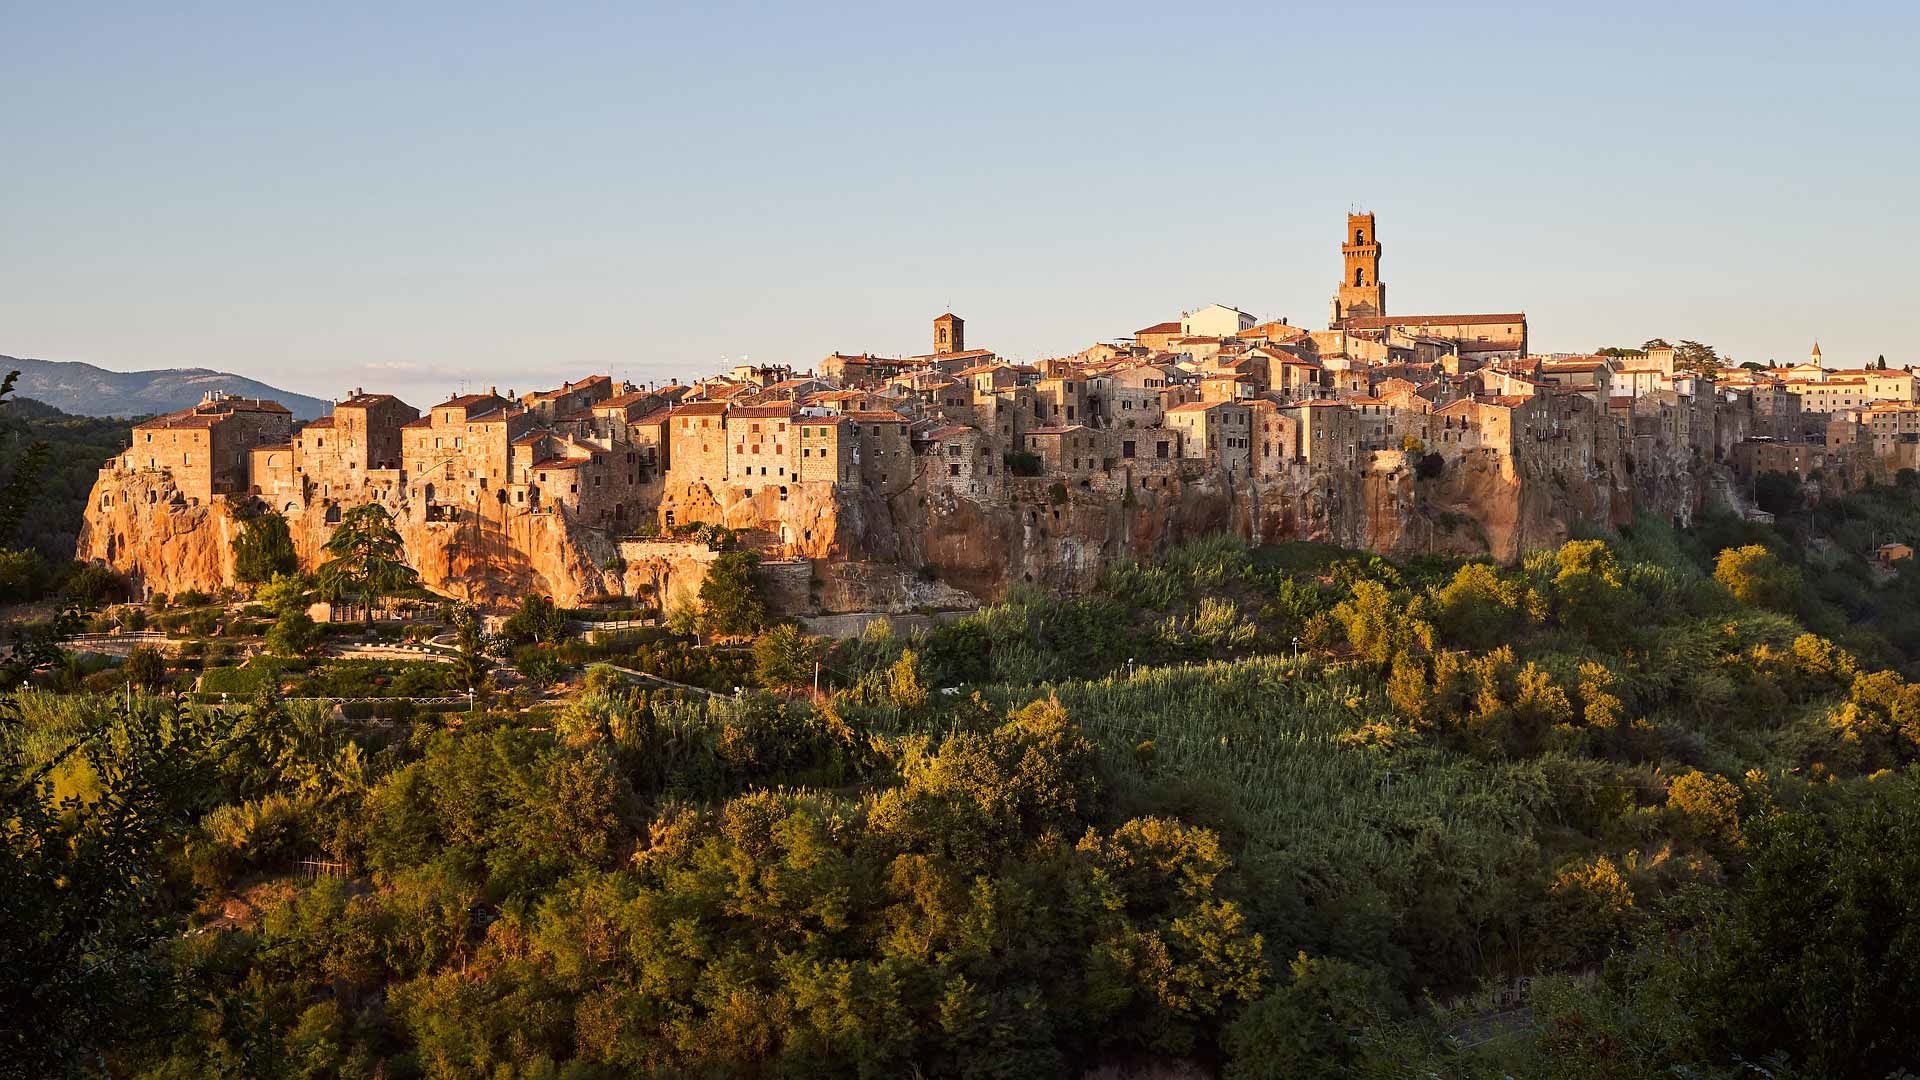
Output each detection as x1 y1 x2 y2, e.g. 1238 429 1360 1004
934 312 965 354
1330 212 1385 327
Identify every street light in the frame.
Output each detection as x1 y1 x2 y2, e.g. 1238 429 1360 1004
1292 636 1300 660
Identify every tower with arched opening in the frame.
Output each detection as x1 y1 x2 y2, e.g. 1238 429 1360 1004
1330 212 1385 326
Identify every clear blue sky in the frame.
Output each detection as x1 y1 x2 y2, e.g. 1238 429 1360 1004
4 1 1917 406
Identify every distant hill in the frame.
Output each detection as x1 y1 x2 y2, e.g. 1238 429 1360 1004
0 354 330 420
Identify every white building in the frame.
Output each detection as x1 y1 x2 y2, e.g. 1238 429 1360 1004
1181 303 1258 338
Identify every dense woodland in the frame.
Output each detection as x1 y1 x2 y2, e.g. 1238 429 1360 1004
0 394 131 593
10 373 1920 1077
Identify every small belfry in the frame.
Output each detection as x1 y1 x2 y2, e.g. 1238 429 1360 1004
1330 212 1385 327
933 312 965 354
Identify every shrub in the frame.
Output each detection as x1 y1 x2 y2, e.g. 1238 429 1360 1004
123 645 167 688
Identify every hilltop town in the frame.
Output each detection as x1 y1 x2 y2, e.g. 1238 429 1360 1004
78 214 1901 612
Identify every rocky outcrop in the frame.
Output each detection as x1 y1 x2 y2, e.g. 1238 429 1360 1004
79 434 1713 609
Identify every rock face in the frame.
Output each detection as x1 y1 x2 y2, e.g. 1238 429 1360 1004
78 439 1715 611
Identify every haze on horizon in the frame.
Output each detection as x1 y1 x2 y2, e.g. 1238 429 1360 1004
4 0 1916 407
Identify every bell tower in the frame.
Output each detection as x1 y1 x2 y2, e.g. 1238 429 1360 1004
1330 212 1385 327
933 312 964 354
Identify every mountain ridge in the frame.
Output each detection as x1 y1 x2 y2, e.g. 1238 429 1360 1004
0 354 330 420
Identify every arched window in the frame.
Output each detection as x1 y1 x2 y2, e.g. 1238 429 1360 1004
1354 267 1366 286
1355 229 1366 244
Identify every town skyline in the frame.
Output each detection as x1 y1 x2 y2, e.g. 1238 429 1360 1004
2 207 1892 411
6 4 1917 406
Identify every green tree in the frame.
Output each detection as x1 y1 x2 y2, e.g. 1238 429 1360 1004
698 550 765 638
1673 339 1722 372
1223 953 1398 1080
1686 778 1920 1077
499 593 568 645
232 508 299 584
124 644 167 688
1713 544 1799 611
451 603 492 699
314 503 418 626
63 564 125 608
0 698 226 1075
260 572 321 657
1753 470 1801 517
1432 561 1522 648
1549 539 1629 639
0 371 51 550
753 624 821 693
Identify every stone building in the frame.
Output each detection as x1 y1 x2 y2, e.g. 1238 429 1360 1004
1247 400 1300 479
666 401 731 487
124 393 293 505
1287 400 1360 468
726 405 797 490
296 392 419 503
524 375 614 422
1102 364 1174 429
401 392 534 511
850 410 912 494
1165 400 1252 474
919 423 997 497
797 414 857 485
1024 425 1103 479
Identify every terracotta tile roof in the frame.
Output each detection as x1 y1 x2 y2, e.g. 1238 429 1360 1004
401 417 433 429
1025 425 1088 435
847 411 909 424
135 397 293 429
1339 313 1526 330
434 393 503 410
300 416 335 429
338 393 401 408
529 458 585 471
597 391 654 409
1166 400 1231 413
629 407 674 426
727 405 796 419
921 424 976 440
528 375 611 402
1134 321 1182 336
671 402 729 416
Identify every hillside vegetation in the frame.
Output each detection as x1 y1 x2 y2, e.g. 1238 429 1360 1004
10 513 1920 1078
